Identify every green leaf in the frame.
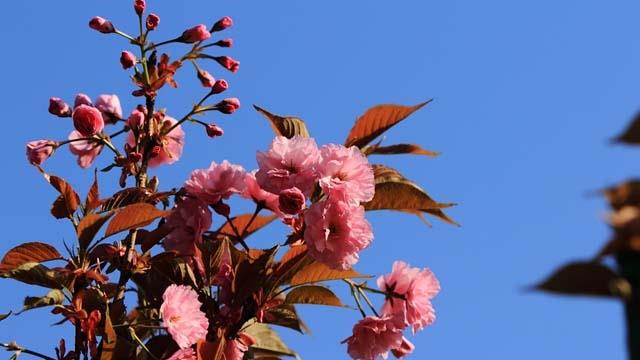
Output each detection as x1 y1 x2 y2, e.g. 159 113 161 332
254 105 310 139
18 289 64 314
1 262 65 289
285 285 345 307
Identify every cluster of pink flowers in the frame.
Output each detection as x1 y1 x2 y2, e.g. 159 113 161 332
345 261 440 359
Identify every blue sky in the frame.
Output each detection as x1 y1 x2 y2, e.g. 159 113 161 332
1 0 639 359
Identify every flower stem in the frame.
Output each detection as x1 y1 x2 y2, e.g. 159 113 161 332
0 343 56 360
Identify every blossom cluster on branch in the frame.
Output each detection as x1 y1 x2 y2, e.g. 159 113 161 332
6 1 457 359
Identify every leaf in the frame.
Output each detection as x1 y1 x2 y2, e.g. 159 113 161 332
533 261 621 298
0 242 62 274
85 172 101 211
0 312 10 322
140 225 175 253
288 259 370 287
19 289 64 314
345 101 432 148
272 246 312 289
105 203 169 237
217 214 278 243
233 246 279 305
285 285 345 307
244 323 297 358
100 187 156 212
1 262 65 289
77 213 114 250
364 164 458 225
365 143 439 157
613 112 640 144
47 175 81 219
601 179 640 210
254 105 310 138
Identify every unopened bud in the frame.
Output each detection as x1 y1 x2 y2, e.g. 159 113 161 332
89 16 115 34
48 97 71 117
212 16 233 32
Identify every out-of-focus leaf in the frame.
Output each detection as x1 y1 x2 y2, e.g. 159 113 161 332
105 203 169 237
46 175 81 219
18 289 64 314
244 323 297 358
263 304 308 333
254 105 310 139
285 285 345 307
1 262 64 289
613 112 640 145
533 261 621 298
139 225 175 253
233 246 279 304
345 101 431 148
364 164 458 225
77 213 114 250
197 339 225 360
0 312 11 322
0 242 62 274
137 335 177 360
217 214 278 243
272 246 312 290
288 259 370 287
364 143 439 157
86 172 101 212
601 180 640 210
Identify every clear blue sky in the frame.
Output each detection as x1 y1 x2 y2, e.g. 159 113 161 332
1 0 639 359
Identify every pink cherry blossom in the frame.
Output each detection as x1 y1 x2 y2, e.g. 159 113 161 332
163 197 212 256
167 348 196 360
256 136 320 196
316 144 374 204
72 104 104 136
127 116 185 167
160 285 209 349
377 261 440 333
224 333 255 360
127 109 145 129
279 187 306 215
185 160 247 204
344 315 404 360
241 171 281 214
68 130 103 168
304 200 373 270
26 140 57 165
95 94 123 123
391 337 415 359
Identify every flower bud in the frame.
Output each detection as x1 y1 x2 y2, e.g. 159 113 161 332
197 69 215 88
127 109 145 129
74 93 92 108
26 140 58 165
180 24 211 43
213 56 239 73
213 38 233 48
89 16 115 34
146 13 160 31
213 201 231 217
73 105 104 136
206 124 224 137
134 0 145 15
216 98 240 114
212 16 233 32
150 145 161 158
212 79 229 94
48 97 71 117
120 51 136 69
129 152 143 162
279 187 306 215
95 94 123 124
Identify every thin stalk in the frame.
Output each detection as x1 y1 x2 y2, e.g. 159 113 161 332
0 343 56 360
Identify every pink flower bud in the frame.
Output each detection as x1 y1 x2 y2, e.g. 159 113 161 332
134 0 145 15
206 124 224 137
120 51 136 69
129 152 143 162
73 105 104 136
213 56 239 73
212 16 233 32
217 97 240 114
146 13 160 31
279 187 306 215
150 145 161 158
127 109 145 129
26 140 58 165
197 69 215 88
89 16 115 34
95 94 123 124
48 97 71 117
74 93 92 108
180 24 211 43
212 79 229 94
213 38 233 48
213 201 231 217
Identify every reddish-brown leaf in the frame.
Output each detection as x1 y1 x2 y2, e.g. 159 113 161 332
105 203 169 237
601 179 640 210
217 214 278 242
77 213 114 250
47 176 81 219
272 246 311 288
285 285 345 307
345 101 432 148
85 173 101 211
197 339 225 360
613 112 640 145
288 260 370 287
140 225 175 253
0 242 62 274
254 105 310 139
365 143 439 157
533 261 620 298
